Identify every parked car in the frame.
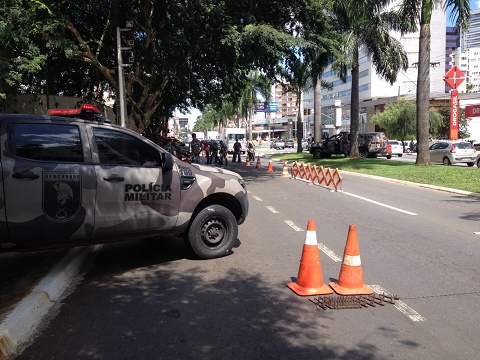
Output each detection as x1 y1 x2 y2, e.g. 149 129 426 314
271 139 285 149
301 139 310 151
284 139 294 148
387 140 403 157
429 140 477 166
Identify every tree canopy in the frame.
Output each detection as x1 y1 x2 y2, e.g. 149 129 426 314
370 97 443 140
1 0 306 132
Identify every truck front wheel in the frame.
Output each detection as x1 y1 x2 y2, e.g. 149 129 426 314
312 148 323 159
187 205 238 259
358 147 368 158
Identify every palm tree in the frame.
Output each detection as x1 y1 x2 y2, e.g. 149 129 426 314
399 0 470 165
331 0 409 158
236 71 272 141
278 56 314 152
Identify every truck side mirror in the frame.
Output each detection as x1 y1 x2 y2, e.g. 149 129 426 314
160 152 174 169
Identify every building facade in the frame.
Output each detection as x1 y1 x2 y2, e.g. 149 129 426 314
303 6 446 137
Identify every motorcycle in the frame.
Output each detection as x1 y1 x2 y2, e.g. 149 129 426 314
247 149 255 162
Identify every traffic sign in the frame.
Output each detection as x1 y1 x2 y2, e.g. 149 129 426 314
444 66 465 89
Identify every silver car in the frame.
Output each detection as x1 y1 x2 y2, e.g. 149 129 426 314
429 140 477 166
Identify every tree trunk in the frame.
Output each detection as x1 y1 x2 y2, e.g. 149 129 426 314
416 23 431 166
296 91 303 152
313 75 322 143
349 48 360 158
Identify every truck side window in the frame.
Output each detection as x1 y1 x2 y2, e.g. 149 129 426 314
93 128 161 166
12 123 83 162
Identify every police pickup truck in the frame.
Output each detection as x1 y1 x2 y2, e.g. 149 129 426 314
0 105 248 259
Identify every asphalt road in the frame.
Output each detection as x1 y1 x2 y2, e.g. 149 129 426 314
7 159 480 359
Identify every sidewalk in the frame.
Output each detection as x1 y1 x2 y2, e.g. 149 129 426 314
0 245 101 359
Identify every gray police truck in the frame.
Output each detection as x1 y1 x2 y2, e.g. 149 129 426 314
0 104 248 259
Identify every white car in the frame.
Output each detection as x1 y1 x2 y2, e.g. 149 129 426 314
387 140 403 157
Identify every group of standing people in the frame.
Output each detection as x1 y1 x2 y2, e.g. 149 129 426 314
189 133 228 165
163 133 253 166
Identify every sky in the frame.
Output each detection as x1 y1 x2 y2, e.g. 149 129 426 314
447 1 479 25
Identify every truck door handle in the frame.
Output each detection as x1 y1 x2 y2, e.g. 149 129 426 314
103 174 124 182
12 171 39 179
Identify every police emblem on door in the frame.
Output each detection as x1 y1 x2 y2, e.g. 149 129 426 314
43 172 82 222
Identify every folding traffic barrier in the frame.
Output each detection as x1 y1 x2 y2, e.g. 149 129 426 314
267 159 274 172
287 220 333 296
291 161 299 178
329 224 373 295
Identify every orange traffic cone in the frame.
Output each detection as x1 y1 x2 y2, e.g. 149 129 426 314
281 160 290 178
245 156 251 166
287 220 333 296
267 159 274 172
329 224 373 295
256 157 261 169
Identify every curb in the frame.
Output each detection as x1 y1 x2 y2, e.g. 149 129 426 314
339 170 480 198
0 245 101 359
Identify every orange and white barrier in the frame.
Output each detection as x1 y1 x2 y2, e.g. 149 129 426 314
290 161 342 191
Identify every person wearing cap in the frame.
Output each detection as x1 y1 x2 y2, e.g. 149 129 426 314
219 140 228 165
232 138 242 163
189 133 202 163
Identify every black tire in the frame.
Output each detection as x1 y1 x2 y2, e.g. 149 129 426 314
443 157 451 166
187 205 238 259
477 158 480 168
467 162 474 167
386 154 392 159
313 148 322 159
358 147 368 158
398 154 403 157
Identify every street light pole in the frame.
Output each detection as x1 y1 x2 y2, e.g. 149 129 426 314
116 21 133 128
116 26 126 127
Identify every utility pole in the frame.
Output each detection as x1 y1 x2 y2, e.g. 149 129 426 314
116 21 133 127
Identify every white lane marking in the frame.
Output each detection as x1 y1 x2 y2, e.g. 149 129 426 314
285 220 304 231
317 243 342 262
266 206 279 213
474 232 480 235
342 191 417 215
252 195 263 201
369 284 426 322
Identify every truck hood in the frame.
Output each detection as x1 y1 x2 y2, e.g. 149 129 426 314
190 163 243 180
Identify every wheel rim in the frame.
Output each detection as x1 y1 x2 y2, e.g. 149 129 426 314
200 218 227 247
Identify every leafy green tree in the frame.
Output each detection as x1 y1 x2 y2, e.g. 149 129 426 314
434 104 470 139
399 0 470 165
2 0 300 133
292 0 341 144
330 0 409 158
0 1 64 102
278 59 313 152
235 70 272 141
370 97 442 140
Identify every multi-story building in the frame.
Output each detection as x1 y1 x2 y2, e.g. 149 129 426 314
461 9 480 50
252 83 299 140
303 6 446 136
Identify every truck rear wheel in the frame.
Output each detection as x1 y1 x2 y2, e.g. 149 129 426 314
358 147 368 158
187 205 238 259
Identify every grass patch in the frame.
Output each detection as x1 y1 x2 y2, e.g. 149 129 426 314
271 153 480 194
